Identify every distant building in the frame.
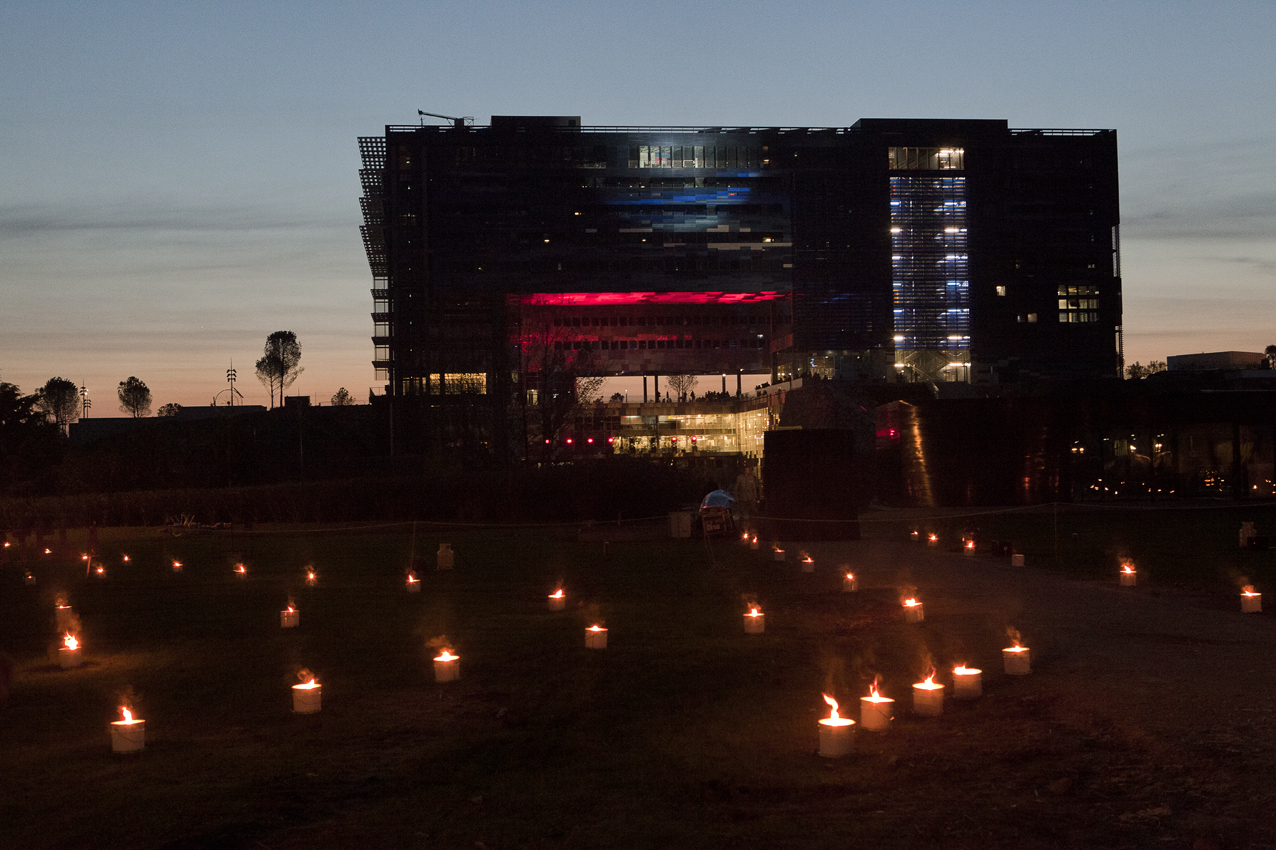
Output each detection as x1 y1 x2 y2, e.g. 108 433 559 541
1167 351 1266 372
358 116 1121 455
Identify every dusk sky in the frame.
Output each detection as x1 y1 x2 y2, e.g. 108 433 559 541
3 1 1274 413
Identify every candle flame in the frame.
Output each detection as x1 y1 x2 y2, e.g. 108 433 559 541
307 571 316 581
927 534 937 542
588 624 604 632
44 548 52 554
1242 585 1258 596
63 633 78 650
434 649 458 662
235 563 246 574
902 597 920 607
120 707 134 723
549 589 564 599
172 560 182 569
122 555 130 562
845 572 855 580
295 678 318 690
747 606 761 618
82 554 89 561
954 665 979 676
865 677 889 702
95 567 104 575
822 692 841 721
965 540 975 549
922 668 936 686
1120 561 1135 574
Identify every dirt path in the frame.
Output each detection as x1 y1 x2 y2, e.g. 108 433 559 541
802 538 1276 847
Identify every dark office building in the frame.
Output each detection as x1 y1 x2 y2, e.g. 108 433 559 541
358 116 1120 451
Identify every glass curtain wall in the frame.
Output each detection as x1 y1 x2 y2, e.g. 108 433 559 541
889 148 969 382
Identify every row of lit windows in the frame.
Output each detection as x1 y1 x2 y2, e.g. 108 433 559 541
632 145 764 170
888 147 965 171
1059 299 1098 310
399 375 488 394
1013 312 1103 324
554 338 765 352
1058 285 1100 296
551 315 764 328
408 144 771 171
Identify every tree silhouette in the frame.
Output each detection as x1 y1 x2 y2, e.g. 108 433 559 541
35 377 80 431
0 382 63 494
517 298 604 460
330 387 354 406
1125 361 1167 380
665 374 699 401
255 331 303 408
117 376 152 418
158 403 182 417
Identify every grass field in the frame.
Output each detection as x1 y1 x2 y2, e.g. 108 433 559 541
876 500 1276 587
2 504 1274 848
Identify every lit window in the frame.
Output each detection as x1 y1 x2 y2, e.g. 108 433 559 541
996 286 1006 296
1027 313 1038 323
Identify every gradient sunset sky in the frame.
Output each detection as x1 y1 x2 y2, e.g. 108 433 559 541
3 1 1274 412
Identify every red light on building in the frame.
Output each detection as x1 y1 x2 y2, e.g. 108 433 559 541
566 437 573 445
517 291 785 306
587 437 594 444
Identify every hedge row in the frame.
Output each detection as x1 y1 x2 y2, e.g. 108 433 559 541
0 459 711 530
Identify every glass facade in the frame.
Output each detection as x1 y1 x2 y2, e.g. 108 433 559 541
358 118 1120 456
889 148 969 379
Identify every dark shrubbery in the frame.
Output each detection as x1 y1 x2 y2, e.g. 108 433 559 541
0 457 711 529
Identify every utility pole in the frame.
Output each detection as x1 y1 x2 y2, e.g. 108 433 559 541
226 365 237 407
80 383 90 419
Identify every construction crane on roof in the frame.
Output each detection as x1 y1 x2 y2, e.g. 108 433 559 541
417 110 474 129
